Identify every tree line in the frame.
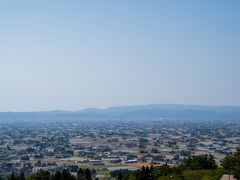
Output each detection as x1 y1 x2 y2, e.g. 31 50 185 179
2 168 92 180
1 149 240 180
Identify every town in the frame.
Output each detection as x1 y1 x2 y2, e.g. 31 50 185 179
1 115 240 179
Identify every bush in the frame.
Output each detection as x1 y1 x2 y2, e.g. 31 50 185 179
183 170 213 180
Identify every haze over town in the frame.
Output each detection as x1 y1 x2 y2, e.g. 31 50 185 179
1 1 240 180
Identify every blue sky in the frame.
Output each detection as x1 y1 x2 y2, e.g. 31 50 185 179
0 0 239 111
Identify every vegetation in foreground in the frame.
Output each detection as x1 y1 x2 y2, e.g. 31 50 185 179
2 149 240 180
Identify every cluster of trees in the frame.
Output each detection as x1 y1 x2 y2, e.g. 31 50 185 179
1 150 240 180
111 151 240 179
178 154 217 170
1 172 26 180
111 155 222 180
223 148 240 179
138 138 149 148
5 168 93 180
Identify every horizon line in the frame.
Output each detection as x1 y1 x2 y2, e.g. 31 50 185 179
1 103 240 113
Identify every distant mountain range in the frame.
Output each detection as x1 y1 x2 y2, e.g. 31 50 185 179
1 104 240 121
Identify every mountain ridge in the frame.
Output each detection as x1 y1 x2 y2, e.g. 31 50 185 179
0 104 240 121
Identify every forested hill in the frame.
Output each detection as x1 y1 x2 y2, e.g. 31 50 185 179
0 104 240 121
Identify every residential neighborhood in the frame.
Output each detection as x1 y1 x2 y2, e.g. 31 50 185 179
1 115 240 178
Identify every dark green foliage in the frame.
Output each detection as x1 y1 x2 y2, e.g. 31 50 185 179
60 169 75 180
25 147 36 153
139 149 148 153
180 150 191 157
77 168 85 180
151 148 159 153
5 168 95 180
182 168 224 180
183 170 212 180
77 168 93 180
109 154 221 180
150 165 154 171
223 148 240 179
31 170 51 180
84 168 91 180
20 172 26 180
136 164 181 180
9 172 16 180
158 174 182 180
110 169 131 179
2 154 227 180
138 138 149 148
54 171 61 180
118 171 123 180
132 165 155 180
26 169 77 180
178 154 217 171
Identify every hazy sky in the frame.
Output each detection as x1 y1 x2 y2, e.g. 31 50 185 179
0 0 240 111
